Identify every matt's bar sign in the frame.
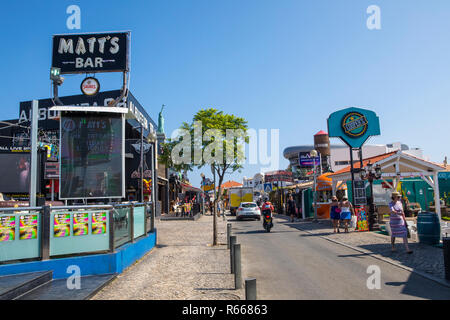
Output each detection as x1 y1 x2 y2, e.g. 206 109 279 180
52 32 130 74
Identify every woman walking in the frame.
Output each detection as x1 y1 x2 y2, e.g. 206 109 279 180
287 195 297 222
339 197 353 233
389 192 413 253
330 196 341 233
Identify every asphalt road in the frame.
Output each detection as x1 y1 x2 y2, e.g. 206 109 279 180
229 215 450 300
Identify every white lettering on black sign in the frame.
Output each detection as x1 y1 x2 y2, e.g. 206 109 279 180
52 32 129 74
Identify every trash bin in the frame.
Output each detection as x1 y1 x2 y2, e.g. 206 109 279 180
417 212 441 245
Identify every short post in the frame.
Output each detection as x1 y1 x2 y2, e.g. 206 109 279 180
227 223 232 249
230 235 237 274
233 243 242 289
443 236 450 281
245 278 257 300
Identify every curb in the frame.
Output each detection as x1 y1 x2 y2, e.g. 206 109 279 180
278 217 450 289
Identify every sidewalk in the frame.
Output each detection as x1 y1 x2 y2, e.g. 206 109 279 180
91 214 244 300
275 214 449 287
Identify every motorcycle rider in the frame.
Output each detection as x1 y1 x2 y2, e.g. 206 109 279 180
261 197 274 228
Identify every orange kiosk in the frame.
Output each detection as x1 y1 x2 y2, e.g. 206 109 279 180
314 173 347 219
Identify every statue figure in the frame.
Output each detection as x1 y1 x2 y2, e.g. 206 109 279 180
157 104 165 134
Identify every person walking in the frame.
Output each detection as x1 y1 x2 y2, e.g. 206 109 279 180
287 195 297 222
339 196 353 233
389 192 413 253
330 196 341 233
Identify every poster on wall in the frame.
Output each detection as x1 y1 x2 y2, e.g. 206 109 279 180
73 213 89 236
355 206 369 232
54 214 71 237
92 212 107 234
19 215 38 240
0 216 16 241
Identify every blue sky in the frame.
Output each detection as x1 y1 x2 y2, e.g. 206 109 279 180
1 0 449 188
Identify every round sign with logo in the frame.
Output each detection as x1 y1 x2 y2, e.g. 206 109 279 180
80 77 100 96
341 112 369 138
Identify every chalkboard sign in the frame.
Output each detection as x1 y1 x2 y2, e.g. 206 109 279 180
60 114 124 199
353 180 367 206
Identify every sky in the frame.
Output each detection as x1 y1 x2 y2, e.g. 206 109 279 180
1 0 449 188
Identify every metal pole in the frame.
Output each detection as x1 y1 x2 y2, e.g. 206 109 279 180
30 100 39 207
140 125 144 202
230 235 237 273
151 143 156 232
212 165 217 246
51 179 55 202
313 160 318 222
233 243 242 289
245 278 257 300
349 148 356 205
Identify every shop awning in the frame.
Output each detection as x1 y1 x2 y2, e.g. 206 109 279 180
180 182 202 193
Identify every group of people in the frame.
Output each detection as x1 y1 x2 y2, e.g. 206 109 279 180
329 192 413 253
171 197 195 217
329 196 355 233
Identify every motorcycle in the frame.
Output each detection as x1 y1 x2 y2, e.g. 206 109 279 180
262 209 273 232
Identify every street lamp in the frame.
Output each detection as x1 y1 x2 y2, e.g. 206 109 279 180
360 161 382 231
310 149 319 222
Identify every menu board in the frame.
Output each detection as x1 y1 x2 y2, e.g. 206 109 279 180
19 215 38 240
60 114 124 199
54 214 71 237
73 213 89 236
0 216 16 241
92 212 107 235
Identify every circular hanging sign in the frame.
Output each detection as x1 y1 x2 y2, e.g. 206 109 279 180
80 77 100 96
341 112 369 138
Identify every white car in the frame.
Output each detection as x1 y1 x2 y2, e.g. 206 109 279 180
236 202 261 221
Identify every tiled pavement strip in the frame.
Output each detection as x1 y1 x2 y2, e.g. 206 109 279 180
275 214 450 288
92 214 244 300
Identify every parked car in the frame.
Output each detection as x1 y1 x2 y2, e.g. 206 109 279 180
236 202 261 221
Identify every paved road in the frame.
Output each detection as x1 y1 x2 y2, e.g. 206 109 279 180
230 215 450 300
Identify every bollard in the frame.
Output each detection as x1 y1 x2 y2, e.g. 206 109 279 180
443 236 450 281
227 223 232 249
233 243 242 289
245 278 257 300
230 235 237 274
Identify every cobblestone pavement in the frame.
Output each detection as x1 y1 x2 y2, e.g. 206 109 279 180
275 215 447 282
91 214 244 300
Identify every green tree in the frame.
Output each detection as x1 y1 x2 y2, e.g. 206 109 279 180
161 108 249 245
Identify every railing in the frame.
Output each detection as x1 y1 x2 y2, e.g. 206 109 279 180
0 202 154 264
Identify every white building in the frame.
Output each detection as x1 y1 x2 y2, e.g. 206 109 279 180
284 142 426 173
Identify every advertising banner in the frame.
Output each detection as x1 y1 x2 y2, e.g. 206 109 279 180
73 213 89 236
92 212 107 234
54 214 71 237
355 206 369 232
52 32 130 74
298 152 321 167
19 215 38 240
0 216 16 241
